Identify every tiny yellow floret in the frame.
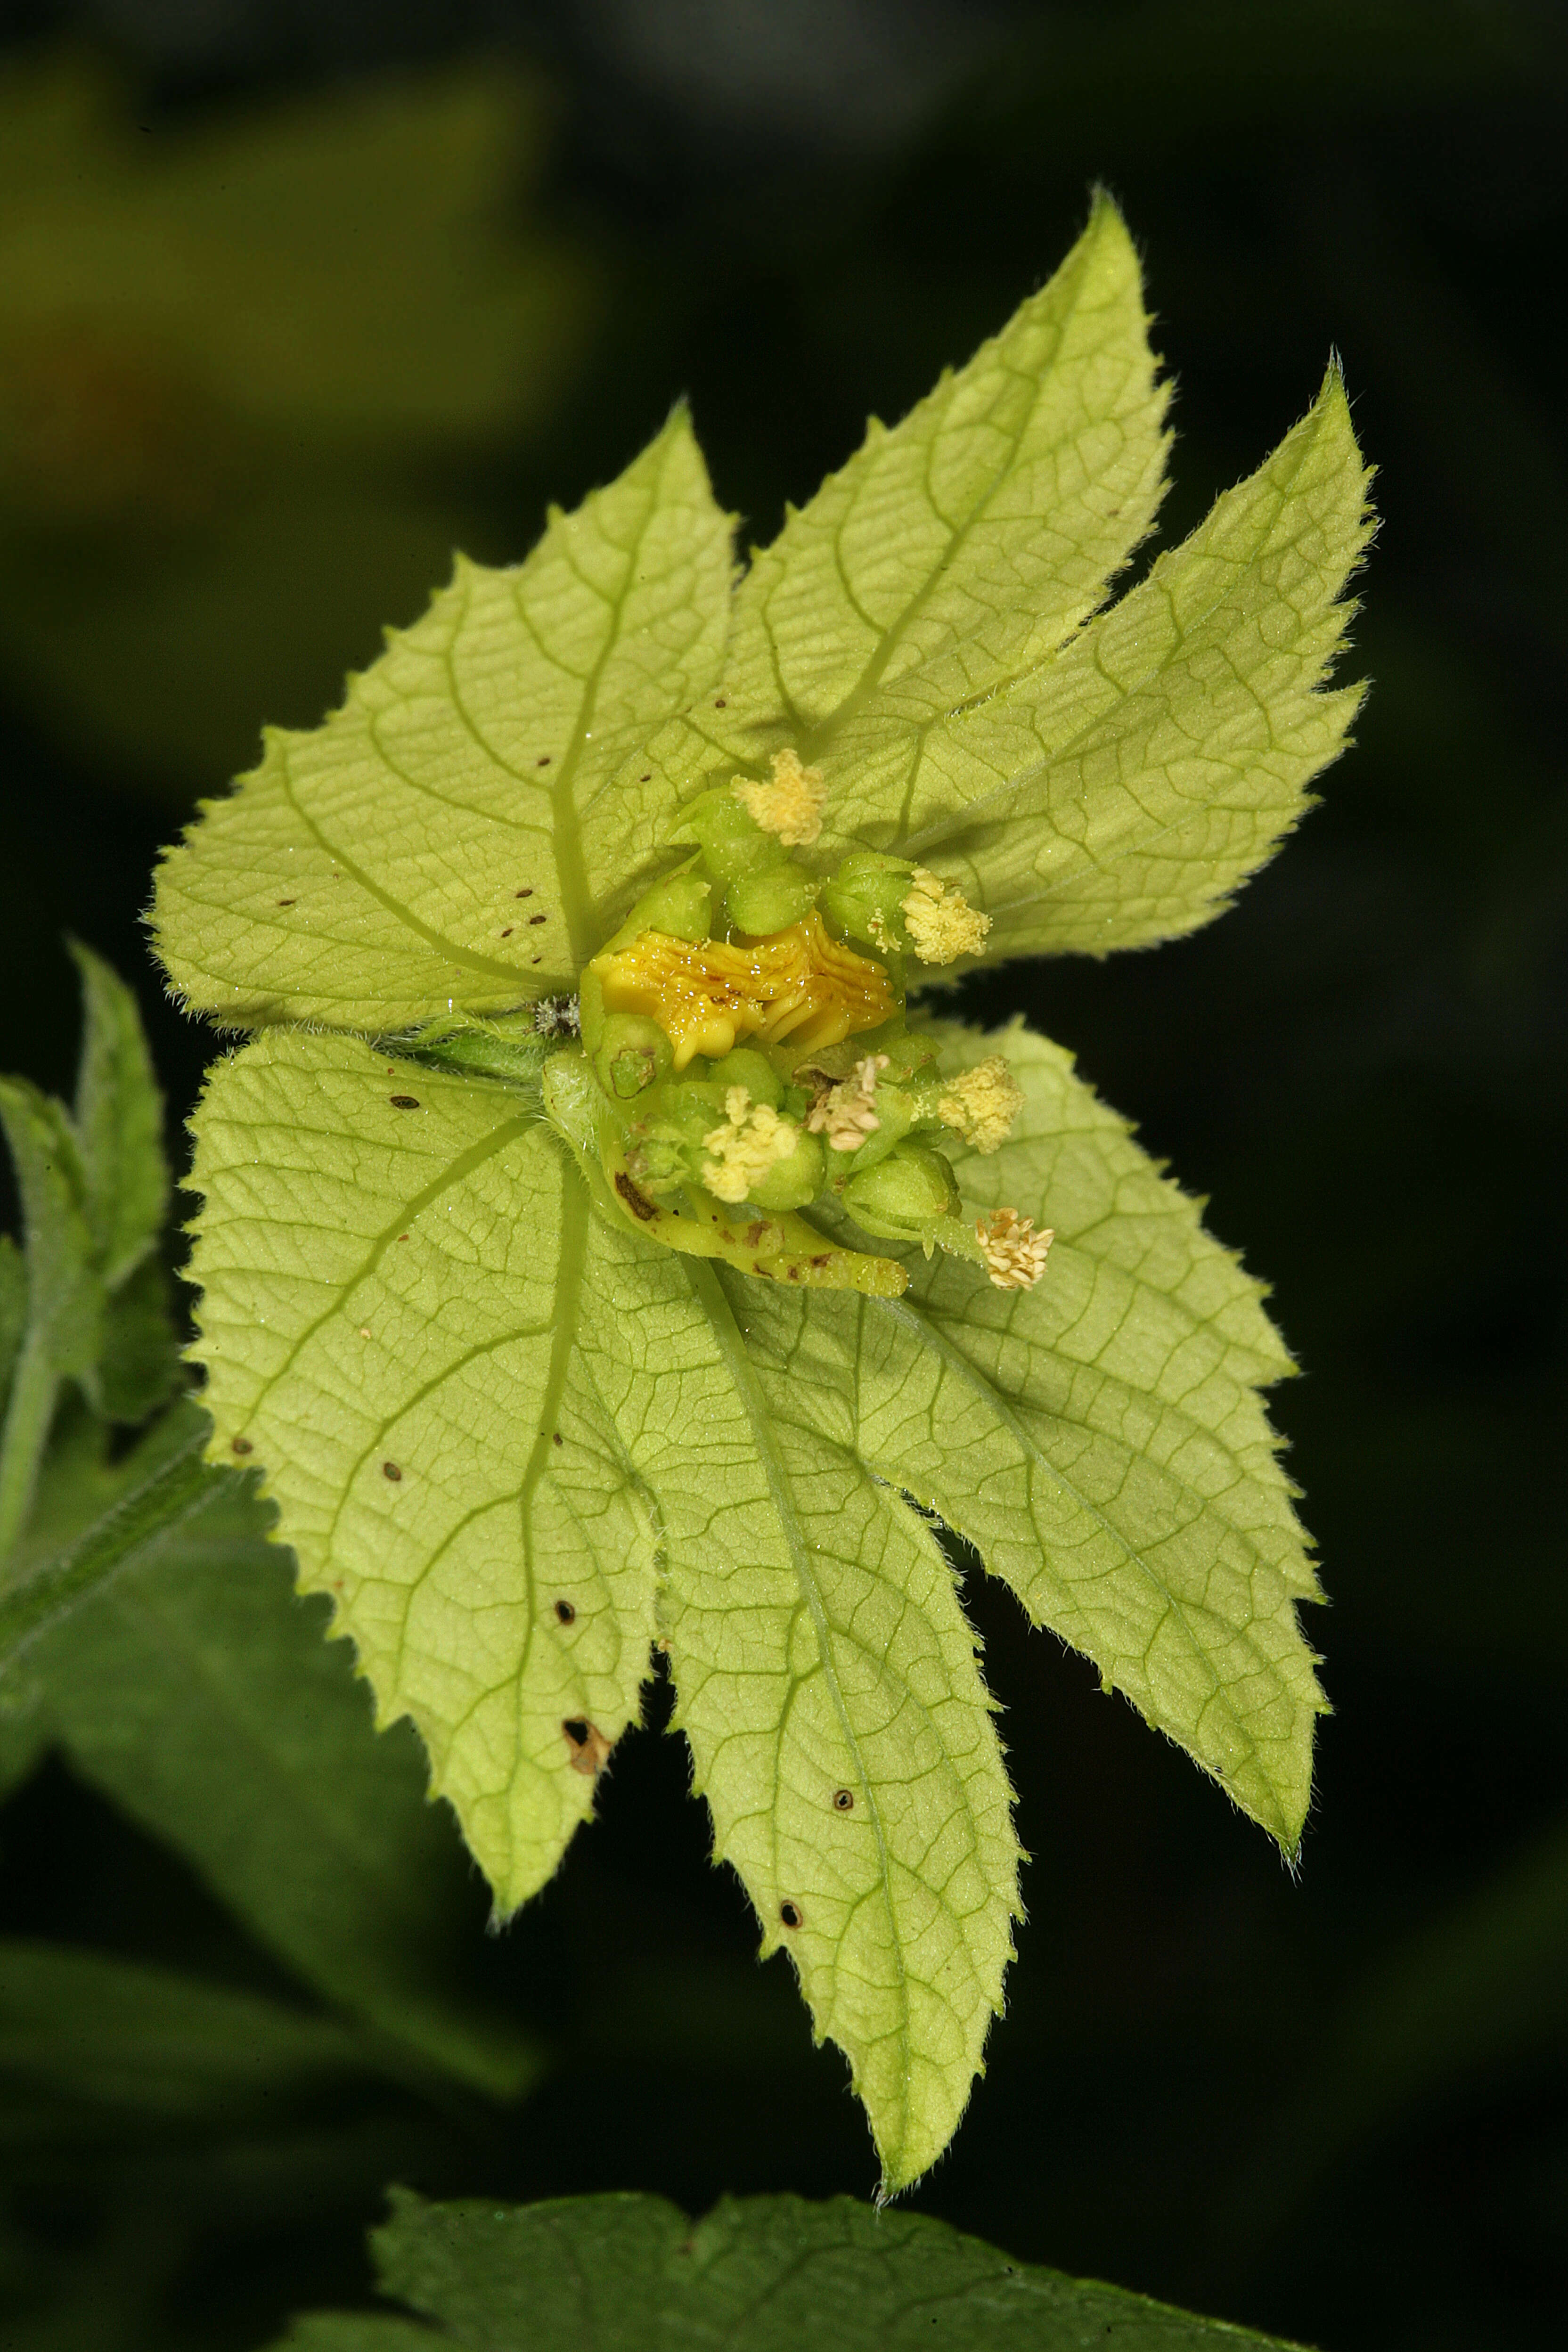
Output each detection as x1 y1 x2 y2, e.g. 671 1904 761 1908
733 747 828 847
901 868 990 965
702 1088 800 1204
938 1056 1024 1155
592 909 895 1070
975 1206 1054 1290
808 1054 889 1153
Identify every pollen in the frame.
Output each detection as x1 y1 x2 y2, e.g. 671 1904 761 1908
592 909 896 1070
732 746 828 847
938 1056 1024 1155
975 1206 1054 1290
808 1054 889 1153
901 868 990 964
702 1088 800 1204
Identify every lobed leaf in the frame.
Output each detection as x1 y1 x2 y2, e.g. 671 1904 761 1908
812 1021 1323 1848
185 1029 662 1915
698 193 1170 854
906 368 1373 957
270 2186 1313 2350
188 1031 1019 2189
152 415 734 1030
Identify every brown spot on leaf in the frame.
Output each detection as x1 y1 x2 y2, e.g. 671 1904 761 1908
779 1901 803 1929
552 1431 564 1446
833 1788 854 1811
382 1461 402 1481
528 913 547 925
714 696 727 708
614 1170 659 1222
500 927 513 938
555 1599 576 1625
389 1094 420 1110
562 1718 612 1776
276 898 295 907
536 755 551 767
810 1254 832 1269
230 1435 253 1455
516 887 534 898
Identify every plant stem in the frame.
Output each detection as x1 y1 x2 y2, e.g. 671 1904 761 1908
0 1327 57 1566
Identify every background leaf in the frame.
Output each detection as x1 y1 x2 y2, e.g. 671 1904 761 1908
0 1448 539 2098
66 940 166 1291
271 2186 1312 2350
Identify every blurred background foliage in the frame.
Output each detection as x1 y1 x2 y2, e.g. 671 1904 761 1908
0 2 1563 2348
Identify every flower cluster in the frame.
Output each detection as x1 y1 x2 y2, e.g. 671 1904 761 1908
569 760 1054 1296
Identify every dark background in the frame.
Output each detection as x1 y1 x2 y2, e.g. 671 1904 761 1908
1 3 1565 2348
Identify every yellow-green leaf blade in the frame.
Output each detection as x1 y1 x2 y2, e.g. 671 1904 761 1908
153 413 734 1029
906 368 1373 958
842 1020 1323 1849
184 1031 660 1911
573 1247 1020 2194
701 193 1168 849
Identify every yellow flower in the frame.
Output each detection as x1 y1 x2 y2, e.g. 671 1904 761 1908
975 1206 1054 1290
937 1056 1023 1155
732 747 828 848
901 868 990 964
702 1088 801 1204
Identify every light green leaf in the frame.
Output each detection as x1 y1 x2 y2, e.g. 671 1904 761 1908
701 193 1169 847
184 1029 662 1915
907 369 1373 957
803 1020 1321 1849
162 218 1363 2188
662 212 1364 961
66 940 166 1290
187 1030 1018 2189
2 1424 539 2099
270 2186 1312 2351
152 415 735 1029
587 1256 1020 2194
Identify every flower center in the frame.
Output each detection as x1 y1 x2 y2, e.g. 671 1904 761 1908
591 909 896 1071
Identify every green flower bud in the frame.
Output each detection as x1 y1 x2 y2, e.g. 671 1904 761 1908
724 866 817 936
820 850 915 954
746 1124 826 1213
622 867 713 944
703 1047 784 1107
672 788 788 888
592 1013 672 1101
840 1141 961 1245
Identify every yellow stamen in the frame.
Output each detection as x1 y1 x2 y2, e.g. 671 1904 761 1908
975 1206 1054 1290
901 868 990 964
592 909 896 1071
701 1087 801 1204
938 1056 1024 1155
807 1054 889 1153
733 747 827 847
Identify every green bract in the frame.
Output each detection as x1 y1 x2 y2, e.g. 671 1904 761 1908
153 197 1372 2192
